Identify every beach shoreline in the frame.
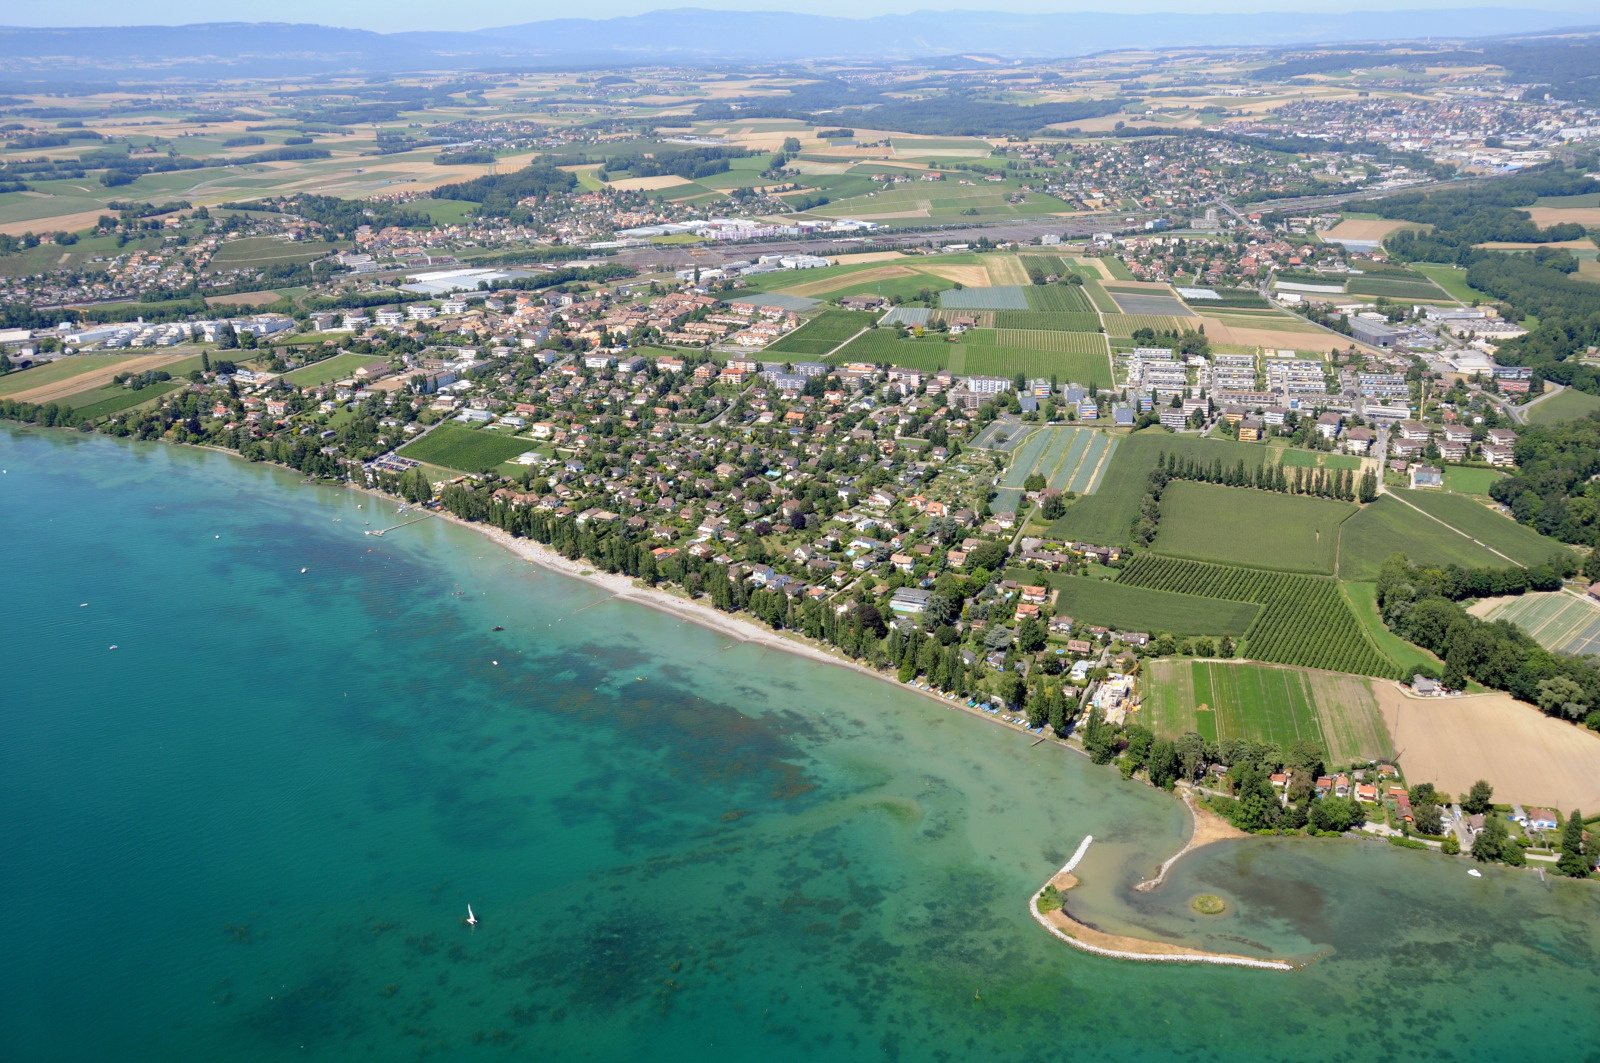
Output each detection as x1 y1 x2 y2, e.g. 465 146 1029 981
1032 812 1293 971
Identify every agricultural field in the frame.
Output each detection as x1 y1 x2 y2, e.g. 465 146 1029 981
1023 284 1095 313
1345 274 1449 300
1522 386 1600 426
992 427 1119 510
68 380 185 418
1117 555 1396 677
1411 264 1482 304
208 236 332 272
1143 660 1394 765
1102 313 1188 337
826 329 1114 383
1389 488 1573 568
0 356 136 399
763 309 879 356
994 310 1101 332
1341 582 1441 677
1012 570 1258 636
1335 495 1507 581
0 354 190 404
1047 431 1271 546
1277 448 1362 470
1109 292 1193 317
1379 689 1600 810
395 423 538 473
1473 590 1600 657
939 286 1029 311
994 328 1110 358
281 353 382 386
1153 482 1355 575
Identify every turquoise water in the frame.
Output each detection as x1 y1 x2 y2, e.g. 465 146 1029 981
3 425 1600 1061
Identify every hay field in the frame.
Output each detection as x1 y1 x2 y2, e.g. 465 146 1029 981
1522 207 1600 228
606 175 698 191
4 354 188 403
916 263 990 287
780 265 917 297
1196 315 1350 353
1378 688 1600 809
1323 217 1424 241
830 251 908 265
985 255 1031 286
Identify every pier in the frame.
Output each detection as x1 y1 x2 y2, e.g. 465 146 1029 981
365 514 434 537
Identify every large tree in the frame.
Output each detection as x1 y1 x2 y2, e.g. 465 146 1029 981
1558 810 1590 877
1462 779 1495 815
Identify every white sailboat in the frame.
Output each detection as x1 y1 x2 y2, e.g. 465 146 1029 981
465 904 478 927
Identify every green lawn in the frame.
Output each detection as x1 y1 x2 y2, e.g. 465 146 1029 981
1442 465 1504 496
396 423 538 473
1153 481 1355 575
1523 387 1600 426
1010 569 1258 636
281 353 382 386
1336 495 1508 580
1389 488 1574 568
1047 431 1271 546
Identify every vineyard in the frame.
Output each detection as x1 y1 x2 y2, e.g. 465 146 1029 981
1023 283 1094 313
1117 555 1397 677
994 328 1110 356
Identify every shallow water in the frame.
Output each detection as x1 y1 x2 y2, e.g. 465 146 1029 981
3 426 1599 1062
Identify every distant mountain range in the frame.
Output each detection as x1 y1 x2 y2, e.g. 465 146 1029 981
0 8 1593 77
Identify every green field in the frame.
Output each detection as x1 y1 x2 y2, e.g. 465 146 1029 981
827 329 1114 383
1345 275 1448 300
994 310 1101 332
1142 660 1394 765
992 427 1119 513
1102 313 1187 337
70 379 185 418
207 236 330 271
1153 482 1355 575
1522 387 1600 426
396 423 537 473
763 310 879 356
1010 570 1258 636
1047 431 1272 546
1412 264 1481 304
1340 582 1441 676
1335 495 1507 581
1277 449 1362 470
1442 465 1505 495
0 356 135 398
1478 591 1600 657
1118 555 1396 677
1389 488 1573 567
281 353 382 387
1022 284 1094 313
993 328 1110 357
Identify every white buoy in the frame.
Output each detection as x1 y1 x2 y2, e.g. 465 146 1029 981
300 567 307 573
491 660 499 666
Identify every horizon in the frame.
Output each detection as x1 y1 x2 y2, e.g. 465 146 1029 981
3 1 1597 34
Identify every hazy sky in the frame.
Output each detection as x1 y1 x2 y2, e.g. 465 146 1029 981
7 0 1595 33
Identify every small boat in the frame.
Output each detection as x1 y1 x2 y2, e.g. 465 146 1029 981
300 568 307 574
465 904 478 927
492 626 504 631
1467 869 1483 878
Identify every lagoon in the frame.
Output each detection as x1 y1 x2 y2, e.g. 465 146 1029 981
2 425 1599 1061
